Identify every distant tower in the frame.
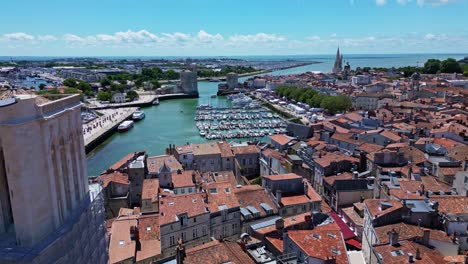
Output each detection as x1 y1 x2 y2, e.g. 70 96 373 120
226 72 238 89
332 47 343 74
0 93 108 263
179 70 199 96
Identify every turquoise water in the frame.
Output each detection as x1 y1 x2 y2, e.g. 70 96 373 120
86 53 466 176
86 81 229 176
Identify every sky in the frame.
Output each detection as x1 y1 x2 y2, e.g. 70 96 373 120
0 0 467 56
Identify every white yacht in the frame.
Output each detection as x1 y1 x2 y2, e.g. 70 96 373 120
118 120 134 132
132 110 145 121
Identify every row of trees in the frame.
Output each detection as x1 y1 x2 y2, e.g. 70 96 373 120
62 78 94 96
364 58 466 77
100 67 178 90
275 85 352 114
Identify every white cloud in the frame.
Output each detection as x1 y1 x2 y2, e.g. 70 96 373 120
417 0 452 5
307 35 321 41
376 0 387 5
424 33 436 40
2 32 34 41
38 35 57 41
228 33 286 43
330 33 337 38
197 30 223 43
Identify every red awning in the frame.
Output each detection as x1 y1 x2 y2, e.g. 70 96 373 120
346 238 362 250
330 212 356 240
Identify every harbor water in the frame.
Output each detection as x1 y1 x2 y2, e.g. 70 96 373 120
86 53 466 176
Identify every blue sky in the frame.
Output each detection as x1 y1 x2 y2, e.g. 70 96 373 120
0 0 467 56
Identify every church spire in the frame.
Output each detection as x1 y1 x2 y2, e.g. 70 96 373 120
332 46 343 74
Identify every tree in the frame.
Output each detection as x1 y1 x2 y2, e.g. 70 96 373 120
440 58 462 73
63 78 78 87
97 91 111 101
423 59 441 74
38 83 46 90
100 78 111 87
63 87 82 94
126 90 139 102
165 69 179 80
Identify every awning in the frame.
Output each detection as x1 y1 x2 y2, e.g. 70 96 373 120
346 238 362 250
330 212 355 240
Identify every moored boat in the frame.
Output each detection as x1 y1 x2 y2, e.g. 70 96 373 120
132 110 145 121
118 120 134 132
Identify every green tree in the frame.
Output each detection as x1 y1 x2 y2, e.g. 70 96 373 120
126 90 139 101
165 69 179 80
38 83 46 90
423 59 441 74
97 91 111 101
100 78 111 87
63 78 78 87
440 58 462 73
63 87 82 94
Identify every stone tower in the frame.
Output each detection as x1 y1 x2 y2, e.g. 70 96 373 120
0 93 107 263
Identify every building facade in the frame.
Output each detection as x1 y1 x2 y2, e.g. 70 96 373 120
0 94 108 263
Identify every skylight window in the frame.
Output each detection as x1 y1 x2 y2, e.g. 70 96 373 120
391 250 404 256
118 240 125 246
312 234 321 239
327 233 337 238
331 249 341 255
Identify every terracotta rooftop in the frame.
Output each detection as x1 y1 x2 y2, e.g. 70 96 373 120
374 222 452 245
108 219 137 264
147 155 182 174
364 199 403 219
255 212 310 235
358 143 384 154
185 240 255 264
136 239 161 263
217 141 234 157
314 152 358 168
373 240 447 264
159 193 208 225
270 134 293 146
192 142 221 156
99 171 129 188
202 171 238 188
323 172 353 186
430 196 468 215
281 195 311 206
232 144 260 155
205 182 240 213
142 179 159 201
172 170 195 188
138 214 160 241
287 229 349 263
233 185 277 218
263 173 302 181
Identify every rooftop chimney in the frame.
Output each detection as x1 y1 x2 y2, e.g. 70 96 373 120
388 229 399 246
408 253 414 263
276 190 282 204
353 171 359 179
422 229 430 246
415 248 421 260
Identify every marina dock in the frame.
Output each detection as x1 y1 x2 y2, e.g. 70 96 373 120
83 107 137 153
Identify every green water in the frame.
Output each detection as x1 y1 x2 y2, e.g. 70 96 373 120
86 81 230 176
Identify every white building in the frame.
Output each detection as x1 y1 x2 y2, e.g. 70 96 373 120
352 75 371 86
111 92 126 103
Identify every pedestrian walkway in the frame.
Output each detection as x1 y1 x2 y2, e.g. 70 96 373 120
83 107 137 146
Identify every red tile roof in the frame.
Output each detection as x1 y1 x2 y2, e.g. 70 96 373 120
147 155 182 174
185 240 254 264
270 134 293 146
287 229 349 263
159 193 208 225
142 179 159 202
172 170 195 188
99 171 129 188
263 173 302 181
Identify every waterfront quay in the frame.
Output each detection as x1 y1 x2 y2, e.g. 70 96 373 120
83 107 137 153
